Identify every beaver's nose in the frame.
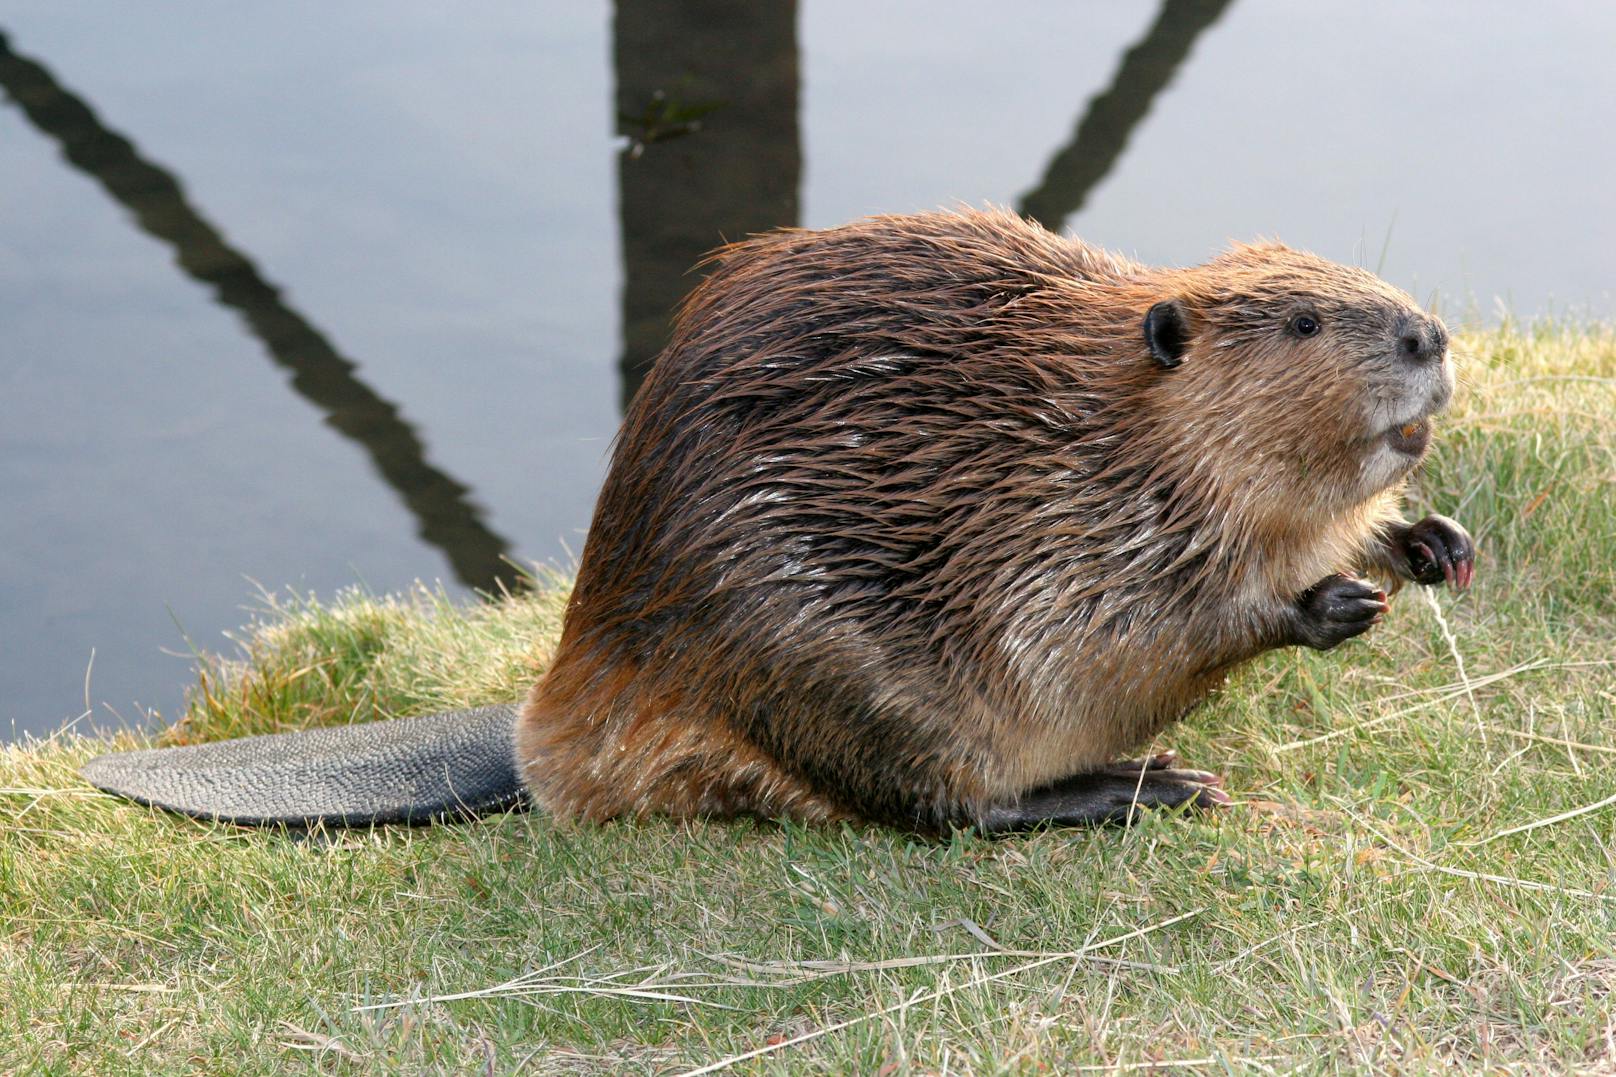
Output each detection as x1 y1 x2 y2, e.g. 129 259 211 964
1396 316 1447 365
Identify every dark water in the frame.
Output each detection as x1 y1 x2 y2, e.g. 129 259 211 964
2 2 1612 740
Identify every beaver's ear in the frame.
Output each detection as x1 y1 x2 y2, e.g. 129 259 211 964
1143 300 1190 369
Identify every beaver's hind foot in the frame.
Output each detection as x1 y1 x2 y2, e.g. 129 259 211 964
978 753 1230 833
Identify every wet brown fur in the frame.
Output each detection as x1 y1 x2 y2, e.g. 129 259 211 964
515 208 1446 833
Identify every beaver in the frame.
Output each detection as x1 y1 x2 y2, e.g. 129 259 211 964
83 208 1474 833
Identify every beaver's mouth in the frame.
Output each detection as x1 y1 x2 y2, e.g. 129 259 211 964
1385 416 1433 456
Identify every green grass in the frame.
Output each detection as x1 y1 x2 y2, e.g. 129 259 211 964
4 326 1614 1074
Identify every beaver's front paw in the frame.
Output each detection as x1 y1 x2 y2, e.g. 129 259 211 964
1293 574 1387 650
1401 514 1475 590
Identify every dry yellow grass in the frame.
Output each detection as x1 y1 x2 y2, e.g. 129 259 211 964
3 325 1613 1074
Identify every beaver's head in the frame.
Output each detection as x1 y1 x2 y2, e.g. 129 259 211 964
1136 244 1454 512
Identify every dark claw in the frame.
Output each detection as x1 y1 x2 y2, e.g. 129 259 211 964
1411 540 1436 577
1402 514 1476 591
1101 757 1222 786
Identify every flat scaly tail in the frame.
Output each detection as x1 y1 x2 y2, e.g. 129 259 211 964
81 705 527 827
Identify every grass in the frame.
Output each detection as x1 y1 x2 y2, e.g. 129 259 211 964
4 325 1614 1074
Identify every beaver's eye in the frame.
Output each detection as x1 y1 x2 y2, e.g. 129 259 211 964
1289 314 1321 338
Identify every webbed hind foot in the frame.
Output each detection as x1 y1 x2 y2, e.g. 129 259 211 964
978 752 1230 833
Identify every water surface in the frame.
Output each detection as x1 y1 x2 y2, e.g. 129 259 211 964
2 1 1611 738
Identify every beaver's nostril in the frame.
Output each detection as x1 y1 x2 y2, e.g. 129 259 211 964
1395 317 1448 364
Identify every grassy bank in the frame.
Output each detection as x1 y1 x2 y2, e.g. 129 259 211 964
4 326 1614 1074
